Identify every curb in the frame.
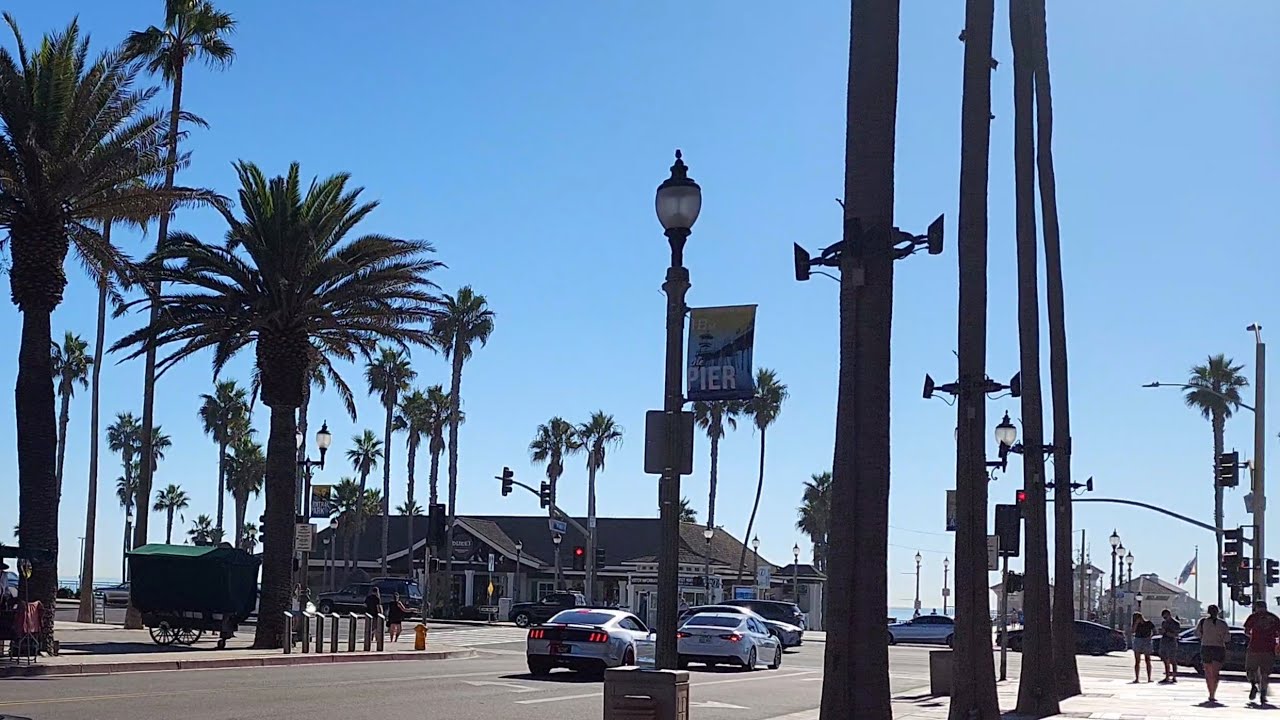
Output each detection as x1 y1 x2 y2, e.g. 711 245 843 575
0 647 476 678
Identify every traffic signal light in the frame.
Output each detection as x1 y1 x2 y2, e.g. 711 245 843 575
1015 489 1027 515
1218 451 1240 488
1267 559 1279 587
1004 572 1024 594
1224 527 1244 560
428 503 447 548
539 481 552 509
1232 585 1253 607
572 546 586 571
500 467 514 497
595 547 607 567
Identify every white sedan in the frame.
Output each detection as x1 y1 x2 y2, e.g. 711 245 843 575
526 608 652 677
677 612 782 671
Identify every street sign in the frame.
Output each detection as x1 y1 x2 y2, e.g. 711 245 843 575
987 535 1000 571
294 523 315 552
942 588 951 597
487 580 495 599
548 519 568 535
756 566 771 589
945 490 957 532
643 410 695 475
487 553 495 573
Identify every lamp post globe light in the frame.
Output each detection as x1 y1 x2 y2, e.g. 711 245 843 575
995 411 1018 448
1109 530 1121 629
943 556 951 616
552 534 563 590
1125 551 1134 586
294 422 333 597
751 535 761 598
653 150 701 670
914 552 923 617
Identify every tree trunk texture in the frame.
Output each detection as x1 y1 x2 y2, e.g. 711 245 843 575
216 439 227 535
234 490 247 547
165 511 174 545
55 383 71 499
382 400 394 574
78 277 108 623
406 437 418 506
947 0 1000 717
820 1 899 717
445 350 464 598
707 430 720 529
587 464 598 604
1213 411 1225 609
1027 0 1081 697
253 403 301 648
130 62 185 631
428 445 441 507
16 307 60 647
1011 2 1059 713
736 430 768 584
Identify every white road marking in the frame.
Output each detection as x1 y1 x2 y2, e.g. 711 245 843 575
462 680 536 693
761 710 819 720
515 692 601 705
691 700 749 709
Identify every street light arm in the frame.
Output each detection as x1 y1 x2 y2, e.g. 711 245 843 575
1143 381 1256 413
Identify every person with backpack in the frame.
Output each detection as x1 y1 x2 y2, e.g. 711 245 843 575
1158 609 1182 683
1196 605 1230 704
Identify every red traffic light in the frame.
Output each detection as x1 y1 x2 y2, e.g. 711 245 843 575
573 546 585 557
1015 489 1027 504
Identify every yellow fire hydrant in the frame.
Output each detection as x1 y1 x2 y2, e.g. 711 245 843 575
414 623 428 651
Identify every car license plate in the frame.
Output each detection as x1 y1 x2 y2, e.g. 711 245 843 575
551 643 572 654
699 636 711 644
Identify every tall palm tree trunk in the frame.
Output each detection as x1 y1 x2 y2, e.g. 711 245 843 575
1011 3 1059 712
444 352 463 598
297 385 310 521
381 402 394 574
707 431 720 529
77 276 108 622
122 516 132 581
821 2 900 717
15 304 60 646
735 431 768 583
216 439 227 534
1213 411 1225 608
131 62 185 631
946 1 1000 717
55 384 72 499
1028 0 1080 697
234 490 247 546
586 464 598 603
165 510 175 544
253 402 302 649
428 447 441 507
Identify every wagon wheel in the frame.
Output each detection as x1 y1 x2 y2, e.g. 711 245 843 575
175 628 203 646
150 622 178 646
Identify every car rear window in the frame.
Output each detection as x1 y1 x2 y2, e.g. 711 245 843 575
549 610 616 626
684 615 742 628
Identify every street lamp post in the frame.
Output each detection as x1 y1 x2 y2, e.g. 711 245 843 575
552 535 563 589
294 422 333 597
914 552 923 618
792 544 800 603
515 540 523 602
704 528 715 604
1109 530 1121 629
943 557 951 616
1136 592 1144 614
1249 324 1266 603
654 150 701 670
751 535 761 598
1125 551 1134 588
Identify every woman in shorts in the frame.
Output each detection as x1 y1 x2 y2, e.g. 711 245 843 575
387 592 408 642
1131 612 1156 683
1197 604 1230 704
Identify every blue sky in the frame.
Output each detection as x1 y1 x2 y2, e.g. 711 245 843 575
2 1 1277 610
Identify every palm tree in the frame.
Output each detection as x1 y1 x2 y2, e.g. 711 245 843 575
112 162 442 648
153 484 190 544
395 388 430 507
694 400 742 534
1010 6 1058 711
735 369 788 583
432 287 494 584
346 430 383 574
198 379 249 536
946 0 1001 716
123 2 236 600
1027 0 1080 697
51 332 92 497
0 16 209 628
678 497 698 524
107 413 143 573
1185 354 1249 609
241 522 259 553
530 417 581 588
424 386 457 507
332 477 362 581
114 462 140 580
366 347 417 573
225 436 265 546
187 514 215 545
578 411 622 603
397 499 424 571
795 472 831 573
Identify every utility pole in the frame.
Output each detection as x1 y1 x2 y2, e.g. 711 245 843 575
1250 324 1266 603
1000 555 1009 681
1077 530 1086 619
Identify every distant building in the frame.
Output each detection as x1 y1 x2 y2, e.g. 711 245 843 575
1099 574 1202 627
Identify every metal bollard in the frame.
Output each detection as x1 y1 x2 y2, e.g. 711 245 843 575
375 615 385 652
347 613 358 652
302 612 312 653
329 613 339 653
313 614 325 654
282 611 293 654
363 613 373 651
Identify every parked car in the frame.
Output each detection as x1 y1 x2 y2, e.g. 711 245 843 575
678 604 804 647
525 608 651 677
509 592 587 628
315 577 423 616
887 614 955 646
99 581 131 606
722 599 807 631
1001 620 1126 655
677 612 783 670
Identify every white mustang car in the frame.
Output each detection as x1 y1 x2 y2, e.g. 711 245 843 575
526 608 652 677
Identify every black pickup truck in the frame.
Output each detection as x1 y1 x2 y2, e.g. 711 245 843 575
508 591 587 627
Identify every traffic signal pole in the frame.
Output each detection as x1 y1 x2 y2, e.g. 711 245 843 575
498 475 592 538
1000 554 1009 681
1251 328 1266 604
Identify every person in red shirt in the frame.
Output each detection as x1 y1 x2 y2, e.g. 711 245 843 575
1244 601 1280 704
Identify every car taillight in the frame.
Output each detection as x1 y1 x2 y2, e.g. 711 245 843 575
528 629 544 639
719 633 742 642
587 632 608 643
676 631 691 639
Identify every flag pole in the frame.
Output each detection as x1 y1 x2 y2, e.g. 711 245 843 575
1194 545 1199 608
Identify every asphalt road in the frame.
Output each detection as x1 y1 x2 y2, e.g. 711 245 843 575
0 633 1141 720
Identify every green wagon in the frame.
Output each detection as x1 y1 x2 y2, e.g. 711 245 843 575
127 544 259 648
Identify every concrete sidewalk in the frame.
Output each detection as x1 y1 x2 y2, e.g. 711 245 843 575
2 621 473 677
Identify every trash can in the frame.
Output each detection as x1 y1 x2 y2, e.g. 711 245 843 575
929 650 954 697
603 667 689 720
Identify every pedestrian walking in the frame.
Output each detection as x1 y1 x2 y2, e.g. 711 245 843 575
1158 609 1181 683
387 592 407 642
1196 604 1230 705
364 586 383 618
1131 612 1156 683
1244 600 1280 705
